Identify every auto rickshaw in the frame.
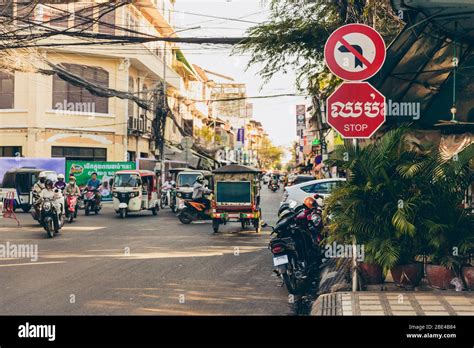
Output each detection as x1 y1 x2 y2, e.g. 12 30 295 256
112 170 160 218
211 164 262 233
0 168 57 212
174 169 213 211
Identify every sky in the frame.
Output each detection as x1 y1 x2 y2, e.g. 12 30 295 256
174 0 307 163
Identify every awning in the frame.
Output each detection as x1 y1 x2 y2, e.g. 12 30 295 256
370 1 474 130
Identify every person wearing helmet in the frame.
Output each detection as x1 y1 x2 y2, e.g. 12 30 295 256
32 172 48 213
64 175 80 197
55 174 66 191
192 175 212 209
40 179 65 214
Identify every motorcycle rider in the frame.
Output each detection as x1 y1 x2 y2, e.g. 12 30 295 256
32 172 47 212
54 174 66 191
162 175 176 191
64 175 81 197
192 175 212 209
86 172 102 206
40 179 65 213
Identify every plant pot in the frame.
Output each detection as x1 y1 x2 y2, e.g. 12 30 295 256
462 266 474 290
425 264 456 290
391 262 423 288
358 262 384 285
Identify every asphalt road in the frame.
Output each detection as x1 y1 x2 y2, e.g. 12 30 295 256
0 187 292 315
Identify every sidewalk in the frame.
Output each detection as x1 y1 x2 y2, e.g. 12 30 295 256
311 291 474 316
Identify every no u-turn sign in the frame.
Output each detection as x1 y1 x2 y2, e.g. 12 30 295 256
324 24 386 81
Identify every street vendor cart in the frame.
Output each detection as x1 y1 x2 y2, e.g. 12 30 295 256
211 164 262 233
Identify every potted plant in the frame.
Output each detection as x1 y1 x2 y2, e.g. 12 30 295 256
462 255 474 290
325 129 474 290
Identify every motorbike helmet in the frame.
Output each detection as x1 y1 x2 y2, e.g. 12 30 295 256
303 196 318 209
45 179 54 189
57 174 65 181
39 171 47 183
196 175 205 184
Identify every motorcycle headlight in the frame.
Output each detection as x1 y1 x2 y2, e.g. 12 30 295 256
130 192 136 198
44 202 51 211
176 192 182 198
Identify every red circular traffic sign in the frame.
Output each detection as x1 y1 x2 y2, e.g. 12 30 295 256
326 82 386 139
324 24 386 81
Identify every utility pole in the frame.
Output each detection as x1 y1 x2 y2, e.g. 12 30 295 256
159 46 167 187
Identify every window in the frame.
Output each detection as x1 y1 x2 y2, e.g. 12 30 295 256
301 181 342 194
52 146 107 161
74 3 94 31
0 146 22 157
98 4 115 34
0 71 14 109
53 63 109 113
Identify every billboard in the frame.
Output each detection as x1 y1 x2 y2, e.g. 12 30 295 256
65 161 136 201
0 157 65 185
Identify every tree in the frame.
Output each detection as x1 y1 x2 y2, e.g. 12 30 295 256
257 136 284 169
237 0 403 119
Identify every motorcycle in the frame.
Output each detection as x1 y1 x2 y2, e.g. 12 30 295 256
39 197 64 238
178 197 212 224
269 181 279 192
269 198 323 294
169 187 177 213
83 186 102 216
65 194 79 223
161 185 178 213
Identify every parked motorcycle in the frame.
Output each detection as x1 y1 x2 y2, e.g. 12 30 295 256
178 198 212 224
269 196 323 294
65 194 79 223
39 197 64 238
83 186 102 216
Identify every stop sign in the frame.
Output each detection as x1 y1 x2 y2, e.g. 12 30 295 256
326 82 386 139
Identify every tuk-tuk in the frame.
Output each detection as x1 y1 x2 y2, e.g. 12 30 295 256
211 164 262 233
112 170 160 218
174 169 213 211
0 168 57 212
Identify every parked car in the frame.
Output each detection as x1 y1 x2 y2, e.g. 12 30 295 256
286 174 316 187
281 178 346 207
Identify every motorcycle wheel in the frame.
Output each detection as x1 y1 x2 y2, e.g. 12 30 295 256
85 203 90 216
21 204 32 213
178 208 194 224
240 220 247 230
151 205 158 216
68 213 74 223
282 257 299 295
45 219 54 238
119 208 127 219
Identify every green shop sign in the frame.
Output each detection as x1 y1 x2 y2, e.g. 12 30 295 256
66 161 136 200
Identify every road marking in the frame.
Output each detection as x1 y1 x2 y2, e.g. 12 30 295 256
0 261 65 267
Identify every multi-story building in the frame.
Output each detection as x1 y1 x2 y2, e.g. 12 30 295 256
0 0 188 162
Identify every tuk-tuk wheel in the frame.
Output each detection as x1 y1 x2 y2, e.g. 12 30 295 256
254 218 261 233
119 208 127 219
212 219 220 233
22 204 32 213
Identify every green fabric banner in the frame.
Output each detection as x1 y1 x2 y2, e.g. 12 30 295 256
65 161 136 200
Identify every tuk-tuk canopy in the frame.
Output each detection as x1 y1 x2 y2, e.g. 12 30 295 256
213 164 261 174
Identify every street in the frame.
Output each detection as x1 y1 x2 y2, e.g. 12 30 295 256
0 188 292 315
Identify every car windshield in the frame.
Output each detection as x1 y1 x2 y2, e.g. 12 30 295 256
178 173 200 187
114 174 140 187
